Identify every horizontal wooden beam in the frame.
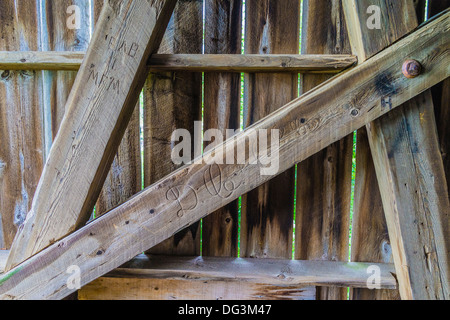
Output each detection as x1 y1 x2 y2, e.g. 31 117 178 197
0 52 357 73
148 54 357 72
96 255 398 288
80 278 316 300
0 12 448 300
78 255 396 300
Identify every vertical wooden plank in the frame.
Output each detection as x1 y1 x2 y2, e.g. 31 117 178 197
43 0 91 139
427 0 450 274
295 0 353 301
43 2 92 300
350 128 400 300
240 0 299 260
144 0 203 255
92 0 142 217
0 0 45 249
202 0 242 257
344 0 450 300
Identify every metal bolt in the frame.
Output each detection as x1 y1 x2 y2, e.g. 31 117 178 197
402 59 422 78
351 109 360 117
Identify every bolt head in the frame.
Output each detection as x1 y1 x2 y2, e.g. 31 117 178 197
402 60 422 78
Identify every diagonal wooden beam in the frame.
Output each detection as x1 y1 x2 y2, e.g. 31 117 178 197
0 13 448 299
343 1 449 300
5 0 178 272
0 52 358 73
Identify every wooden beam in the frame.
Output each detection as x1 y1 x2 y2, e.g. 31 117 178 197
5 0 178 272
0 52 357 73
0 251 8 273
150 54 356 72
143 0 203 256
80 278 316 300
0 0 46 251
78 254 396 300
343 2 450 300
239 0 298 261
88 255 398 289
201 0 242 257
0 15 448 299
295 0 353 300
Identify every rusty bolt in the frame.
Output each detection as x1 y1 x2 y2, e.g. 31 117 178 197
402 59 422 78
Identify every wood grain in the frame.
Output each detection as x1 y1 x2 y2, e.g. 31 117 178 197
428 0 450 253
93 0 142 217
78 254 396 300
0 52 357 72
5 0 177 271
0 0 45 250
240 0 299 260
144 0 203 256
295 0 353 301
43 0 91 139
0 16 448 299
350 128 400 300
201 0 242 258
344 1 450 300
80 278 316 300
96 255 397 289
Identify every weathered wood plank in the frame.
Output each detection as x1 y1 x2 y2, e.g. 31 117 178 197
80 278 316 300
0 16 448 299
95 255 397 287
79 254 396 300
343 1 450 300
350 128 400 300
295 0 353 301
43 0 91 139
78 254 396 300
5 0 177 271
0 52 357 72
347 0 405 301
240 0 299 260
201 0 242 258
0 250 8 273
148 54 357 72
343 0 418 61
0 0 45 250
93 0 142 217
144 0 203 256
428 0 450 250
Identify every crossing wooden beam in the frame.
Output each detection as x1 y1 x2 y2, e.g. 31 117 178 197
0 52 357 73
4 0 177 272
343 1 449 300
0 12 447 300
